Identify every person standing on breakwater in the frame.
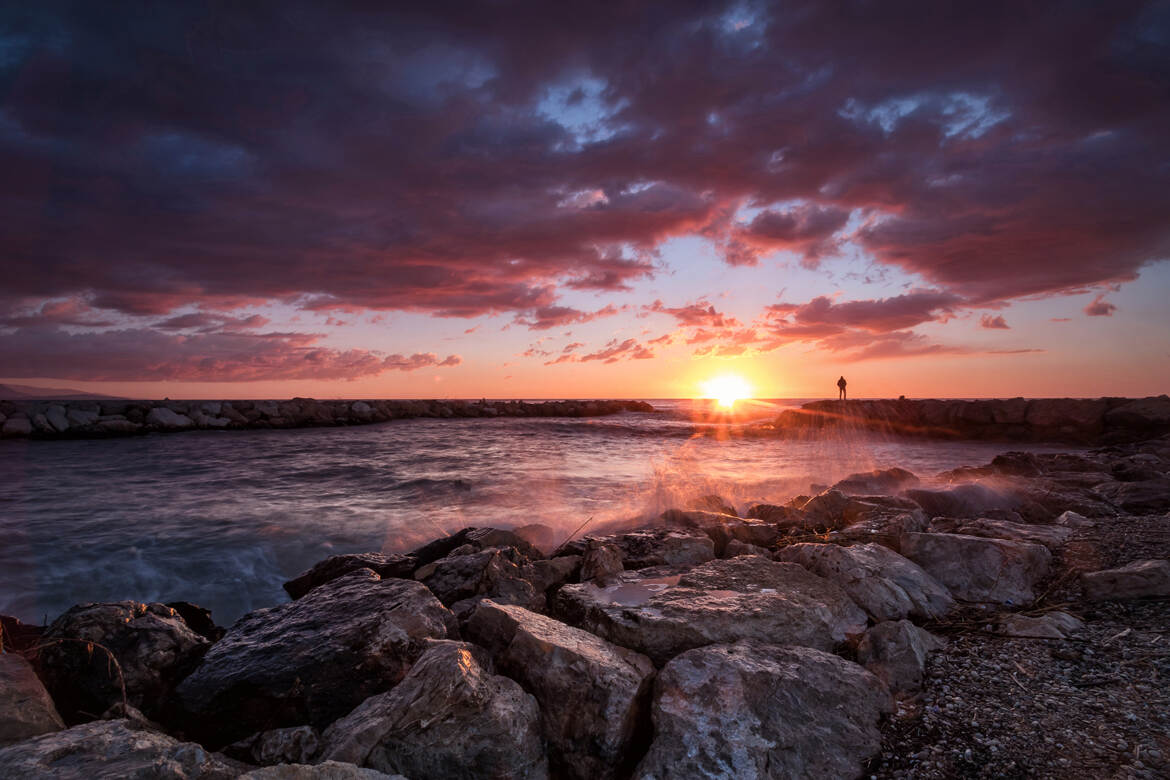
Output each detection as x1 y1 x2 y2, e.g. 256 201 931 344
837 376 847 401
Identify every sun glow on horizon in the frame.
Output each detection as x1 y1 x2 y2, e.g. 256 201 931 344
700 374 753 408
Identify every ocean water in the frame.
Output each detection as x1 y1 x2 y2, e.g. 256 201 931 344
0 399 1077 626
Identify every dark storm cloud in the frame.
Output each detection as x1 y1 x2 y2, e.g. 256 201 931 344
2 1 1168 378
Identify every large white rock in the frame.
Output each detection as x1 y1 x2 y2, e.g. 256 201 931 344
899 532 1051 606
322 639 547 779
145 407 195 429
635 641 892 779
555 556 868 665
776 542 954 621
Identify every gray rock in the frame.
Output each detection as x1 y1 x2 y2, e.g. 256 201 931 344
777 542 954 621
831 467 920 495
555 556 868 665
1 417 32 437
0 718 243 779
1055 510 1095 528
145 407 195 429
466 601 654 780
0 653 64 746
723 539 771 557
322 639 546 779
519 555 580 593
45 405 69 433
857 620 945 693
228 726 320 766
1082 559 1170 601
177 569 456 746
241 761 404 779
799 490 854 529
900 533 1051 606
998 611 1084 639
635 642 892 780
415 547 542 616
38 601 209 724
905 483 1020 519
607 528 716 568
580 540 625 583
283 553 417 599
1094 479 1170 514
929 516 1073 550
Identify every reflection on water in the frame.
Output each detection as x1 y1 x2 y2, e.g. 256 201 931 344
0 399 1075 625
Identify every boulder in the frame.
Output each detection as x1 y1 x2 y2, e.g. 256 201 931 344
834 510 930 551
1024 398 1108 435
321 640 546 780
283 553 417 600
65 408 100 427
857 620 945 694
723 539 771 557
1104 396 1170 429
45 405 69 433
228 726 320 766
240 762 404 779
37 601 210 724
607 529 716 568
466 601 654 780
904 483 1020 519
928 517 1073 550
0 719 243 779
635 642 891 780
512 524 559 553
1055 510 1095 528
165 601 225 642
580 540 624 583
691 494 738 516
554 557 868 665
177 569 456 746
0 653 65 746
519 555 580 593
998 611 1084 639
744 503 807 527
776 543 954 622
1 417 32 437
1094 479 1170 514
145 407 195 430
830 467 919 495
799 490 853 529
415 547 542 618
1081 559 1170 601
899 533 1051 606
410 527 542 567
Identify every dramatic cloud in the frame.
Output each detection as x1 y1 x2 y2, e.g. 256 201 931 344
646 300 741 329
2 1 1167 379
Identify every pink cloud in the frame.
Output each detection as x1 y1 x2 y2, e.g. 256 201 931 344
979 314 1010 329
1083 294 1117 316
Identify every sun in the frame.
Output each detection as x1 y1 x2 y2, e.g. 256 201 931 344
700 375 752 408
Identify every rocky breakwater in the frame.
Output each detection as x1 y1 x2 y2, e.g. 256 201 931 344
3 436 1170 778
0 398 655 440
767 395 1170 443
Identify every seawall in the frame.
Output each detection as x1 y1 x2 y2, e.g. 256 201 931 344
767 396 1170 443
0 398 655 440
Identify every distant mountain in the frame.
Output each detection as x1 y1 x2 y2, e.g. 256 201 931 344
0 383 128 401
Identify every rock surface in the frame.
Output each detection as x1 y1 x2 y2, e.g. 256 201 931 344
555 556 868 665
322 639 547 779
177 569 456 746
240 762 403 779
635 641 892 780
857 620 946 694
0 718 243 779
1081 559 1170 601
997 611 1084 639
228 726 321 766
283 553 416 600
0 653 65 746
37 601 209 724
900 532 1051 605
776 542 954 621
466 601 654 780
928 516 1073 550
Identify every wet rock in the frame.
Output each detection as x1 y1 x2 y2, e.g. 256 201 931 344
520 555 581 593
834 510 930 552
177 569 456 746
929 516 1073 550
513 523 558 553
145 407 195 429
466 601 654 780
777 542 954 621
411 527 542 568
227 726 320 766
321 639 546 780
580 540 625 583
998 611 1084 639
0 653 65 746
905 483 1021 519
38 601 210 725
857 619 946 694
283 553 417 600
415 546 542 616
0 718 243 779
900 532 1051 606
744 503 807 527
609 528 716 568
635 641 891 779
691 494 738 516
1094 479 1170 514
555 556 868 665
723 539 771 557
799 489 854 529
1082 559 1170 601
240 762 404 779
1055 510 1095 528
831 467 920 495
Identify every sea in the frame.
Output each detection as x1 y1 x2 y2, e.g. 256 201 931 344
0 399 1078 626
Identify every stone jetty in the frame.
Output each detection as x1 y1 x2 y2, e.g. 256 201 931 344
3 432 1168 777
0 398 655 440
767 395 1170 443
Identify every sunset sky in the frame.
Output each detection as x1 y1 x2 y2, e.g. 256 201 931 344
2 2 1168 399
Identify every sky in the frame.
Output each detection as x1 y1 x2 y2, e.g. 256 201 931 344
1 1 1168 399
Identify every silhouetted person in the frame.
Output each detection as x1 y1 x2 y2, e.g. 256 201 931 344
837 376 847 401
